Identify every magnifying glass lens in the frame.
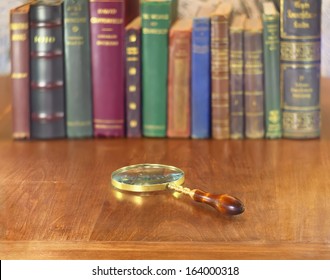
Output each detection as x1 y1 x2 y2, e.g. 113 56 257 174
111 164 185 192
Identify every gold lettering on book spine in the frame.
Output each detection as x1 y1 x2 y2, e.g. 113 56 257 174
281 0 320 39
34 36 56 44
12 34 27 41
90 17 123 25
10 23 28 30
143 28 168 35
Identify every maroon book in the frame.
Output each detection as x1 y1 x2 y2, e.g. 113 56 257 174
10 3 31 140
89 0 126 137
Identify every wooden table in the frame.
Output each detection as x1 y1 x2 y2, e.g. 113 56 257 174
1 75 330 260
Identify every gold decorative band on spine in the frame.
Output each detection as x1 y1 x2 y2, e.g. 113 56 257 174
281 41 321 62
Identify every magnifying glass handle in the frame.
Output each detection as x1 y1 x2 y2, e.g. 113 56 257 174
192 189 245 215
168 184 245 216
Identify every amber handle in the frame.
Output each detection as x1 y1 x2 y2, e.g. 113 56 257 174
192 189 244 215
167 184 245 215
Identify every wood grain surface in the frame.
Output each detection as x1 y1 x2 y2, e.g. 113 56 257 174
1 76 330 259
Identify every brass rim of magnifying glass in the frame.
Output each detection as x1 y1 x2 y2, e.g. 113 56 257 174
111 163 185 192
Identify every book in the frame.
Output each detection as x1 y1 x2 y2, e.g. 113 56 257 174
229 14 246 139
125 0 140 23
210 2 232 139
89 0 126 138
191 7 212 139
141 0 175 137
280 0 321 139
262 1 281 139
244 17 265 139
167 19 192 138
64 0 93 138
29 0 66 139
272 0 280 10
10 3 31 140
125 17 142 138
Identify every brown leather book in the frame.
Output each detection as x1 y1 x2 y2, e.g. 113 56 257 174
125 0 139 24
167 19 192 138
210 2 232 139
244 17 265 139
229 14 246 139
10 3 31 140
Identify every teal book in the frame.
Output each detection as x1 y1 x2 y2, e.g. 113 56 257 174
141 0 175 137
280 0 321 139
262 1 282 139
64 0 93 138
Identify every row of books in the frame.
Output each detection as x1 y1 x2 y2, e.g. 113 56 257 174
10 0 321 140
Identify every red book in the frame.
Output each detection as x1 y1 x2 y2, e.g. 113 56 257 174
89 0 127 137
10 3 31 140
167 19 192 138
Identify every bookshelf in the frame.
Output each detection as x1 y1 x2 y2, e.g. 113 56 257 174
1 75 330 259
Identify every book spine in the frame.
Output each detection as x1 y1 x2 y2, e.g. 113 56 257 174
125 25 142 138
263 11 282 139
211 14 230 139
280 0 321 139
229 25 244 139
244 27 265 139
64 0 93 138
30 2 66 139
10 8 30 140
141 1 173 137
89 0 125 137
167 27 191 138
125 0 140 24
191 18 211 139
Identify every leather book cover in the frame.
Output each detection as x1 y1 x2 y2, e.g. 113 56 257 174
244 17 265 139
167 19 192 138
263 2 282 139
125 0 140 24
141 0 175 137
229 14 246 139
64 0 93 138
89 0 125 138
281 0 321 139
210 2 232 139
10 3 31 140
30 1 66 139
125 17 142 138
191 8 212 139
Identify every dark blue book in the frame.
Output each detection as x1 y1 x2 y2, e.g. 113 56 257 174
191 9 211 139
281 0 321 139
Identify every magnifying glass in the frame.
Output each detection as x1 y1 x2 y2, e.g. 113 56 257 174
111 163 245 216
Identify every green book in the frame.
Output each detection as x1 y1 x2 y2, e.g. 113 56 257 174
64 0 93 138
262 1 282 139
141 0 175 137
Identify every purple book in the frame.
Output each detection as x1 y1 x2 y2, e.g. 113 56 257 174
89 0 125 137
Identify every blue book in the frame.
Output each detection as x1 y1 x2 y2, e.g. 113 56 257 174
191 11 211 139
